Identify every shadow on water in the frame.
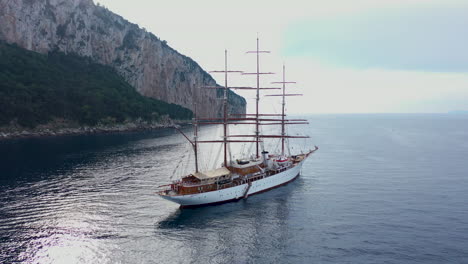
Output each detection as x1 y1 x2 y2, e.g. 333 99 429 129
154 179 303 264
158 202 249 230
0 129 176 187
156 177 303 230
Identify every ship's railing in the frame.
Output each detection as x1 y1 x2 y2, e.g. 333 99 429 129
180 182 204 187
155 184 172 193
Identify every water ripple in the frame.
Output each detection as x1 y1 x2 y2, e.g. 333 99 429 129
1 115 468 263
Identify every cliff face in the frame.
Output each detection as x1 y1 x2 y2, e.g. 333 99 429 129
0 0 246 118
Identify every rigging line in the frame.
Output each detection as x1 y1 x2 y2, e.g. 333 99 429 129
183 145 193 175
275 138 281 154
274 136 279 152
203 130 218 170
171 146 188 179
200 151 207 172
181 144 193 175
171 147 185 177
205 137 213 169
260 138 265 153
177 153 187 176
227 125 232 165
180 143 192 173
203 125 218 170
200 143 208 172
213 141 223 168
247 140 254 158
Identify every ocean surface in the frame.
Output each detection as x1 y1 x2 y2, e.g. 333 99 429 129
1 114 467 264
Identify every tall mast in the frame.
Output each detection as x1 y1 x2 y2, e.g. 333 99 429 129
244 37 273 157
281 64 286 156
200 51 244 166
269 64 304 155
223 50 228 167
193 89 199 173
255 38 260 158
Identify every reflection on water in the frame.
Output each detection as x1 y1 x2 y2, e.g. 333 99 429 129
156 180 298 263
1 129 185 263
1 115 468 263
157 178 298 230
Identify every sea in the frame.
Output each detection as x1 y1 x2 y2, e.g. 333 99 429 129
0 114 467 264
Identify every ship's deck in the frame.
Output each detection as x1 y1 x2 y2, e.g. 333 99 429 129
160 152 314 197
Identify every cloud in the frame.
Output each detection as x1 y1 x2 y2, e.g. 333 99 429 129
96 0 468 113
278 59 468 114
283 2 468 72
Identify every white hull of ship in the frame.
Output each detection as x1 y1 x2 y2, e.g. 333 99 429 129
160 160 305 208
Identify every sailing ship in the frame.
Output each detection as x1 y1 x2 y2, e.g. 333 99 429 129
158 38 318 208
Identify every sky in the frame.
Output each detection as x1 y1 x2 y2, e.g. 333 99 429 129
96 0 468 114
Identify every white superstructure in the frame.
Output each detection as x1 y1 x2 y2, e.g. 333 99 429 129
159 153 313 207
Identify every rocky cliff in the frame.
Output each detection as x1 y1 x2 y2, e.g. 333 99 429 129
0 0 246 118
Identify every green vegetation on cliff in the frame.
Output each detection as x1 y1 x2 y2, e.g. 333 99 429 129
0 42 192 128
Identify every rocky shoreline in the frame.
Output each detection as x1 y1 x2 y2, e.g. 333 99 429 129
0 119 188 141
0 0 246 117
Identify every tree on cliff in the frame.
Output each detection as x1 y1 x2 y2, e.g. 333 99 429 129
0 42 192 128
